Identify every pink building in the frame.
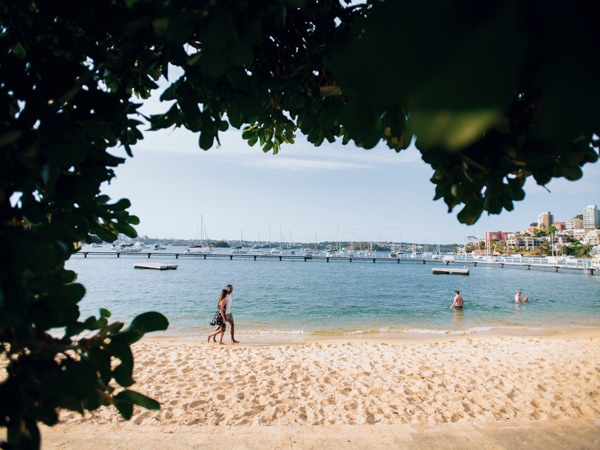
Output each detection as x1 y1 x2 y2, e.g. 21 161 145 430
485 231 510 242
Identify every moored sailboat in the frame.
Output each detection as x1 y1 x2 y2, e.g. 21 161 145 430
187 215 212 253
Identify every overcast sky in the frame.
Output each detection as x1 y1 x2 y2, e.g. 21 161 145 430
101 113 600 245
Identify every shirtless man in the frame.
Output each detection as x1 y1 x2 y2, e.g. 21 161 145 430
515 291 529 303
450 290 464 309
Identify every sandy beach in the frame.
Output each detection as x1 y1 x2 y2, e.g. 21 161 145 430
41 330 600 449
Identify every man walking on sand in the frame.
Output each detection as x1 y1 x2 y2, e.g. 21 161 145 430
225 284 239 343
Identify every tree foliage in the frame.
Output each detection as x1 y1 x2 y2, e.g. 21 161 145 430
1 0 599 448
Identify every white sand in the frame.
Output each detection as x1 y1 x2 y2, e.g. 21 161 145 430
41 330 600 449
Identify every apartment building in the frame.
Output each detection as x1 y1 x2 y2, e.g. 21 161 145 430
583 205 600 229
537 211 554 230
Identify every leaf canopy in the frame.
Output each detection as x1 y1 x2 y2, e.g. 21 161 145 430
1 1 598 448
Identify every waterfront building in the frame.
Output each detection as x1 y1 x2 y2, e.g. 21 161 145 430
537 211 554 231
485 231 510 242
506 235 546 252
583 205 600 229
566 217 583 230
582 230 600 246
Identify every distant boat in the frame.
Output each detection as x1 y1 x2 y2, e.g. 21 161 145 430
114 242 144 253
301 250 313 259
154 243 166 250
389 244 401 258
432 267 469 275
187 244 212 253
187 215 212 253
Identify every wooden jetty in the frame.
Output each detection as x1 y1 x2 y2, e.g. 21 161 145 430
75 250 598 276
432 267 470 275
133 263 178 270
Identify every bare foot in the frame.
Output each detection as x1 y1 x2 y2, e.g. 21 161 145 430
232 339 239 344
219 342 225 345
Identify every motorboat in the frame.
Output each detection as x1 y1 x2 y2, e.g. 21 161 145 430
301 250 313 259
187 244 212 253
154 243 167 250
114 242 144 253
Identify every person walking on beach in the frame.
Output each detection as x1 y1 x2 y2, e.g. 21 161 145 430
450 290 464 309
225 284 239 343
515 290 529 303
208 289 228 344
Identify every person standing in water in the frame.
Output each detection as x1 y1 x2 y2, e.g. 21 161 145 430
450 290 464 309
515 291 529 303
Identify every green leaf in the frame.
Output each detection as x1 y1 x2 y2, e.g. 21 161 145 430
199 49 230 78
88 347 112 384
109 344 135 387
411 109 501 151
231 40 253 66
128 311 169 334
110 198 132 211
457 203 483 225
114 390 160 420
94 226 118 242
199 126 215 150
113 396 134 420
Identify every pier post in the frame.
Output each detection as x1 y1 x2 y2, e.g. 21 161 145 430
254 255 257 261
349 257 352 263
230 255 233 260
203 254 207 260
445 261 449 265
422 259 425 264
175 253 179 259
554 266 559 272
148 253 151 259
279 256 282 261
84 252 88 258
526 265 530 270
372 258 376 263
116 253 120 258
326 257 330 262
473 262 477 267
500 263 504 268
397 258 400 264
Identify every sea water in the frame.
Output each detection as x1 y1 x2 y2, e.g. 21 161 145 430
66 246 600 341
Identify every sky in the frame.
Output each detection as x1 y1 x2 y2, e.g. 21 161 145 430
100 83 600 246
101 119 600 246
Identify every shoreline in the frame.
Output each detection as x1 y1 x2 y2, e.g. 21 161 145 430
42 330 600 448
145 323 600 346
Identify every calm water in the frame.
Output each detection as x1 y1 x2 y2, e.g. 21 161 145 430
66 246 600 341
